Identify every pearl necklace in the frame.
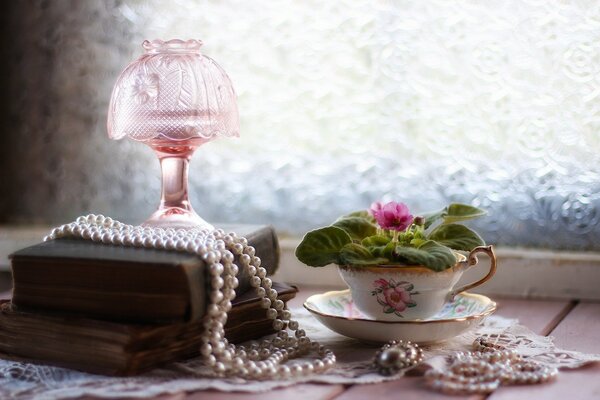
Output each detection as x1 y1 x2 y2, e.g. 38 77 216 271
44 215 336 380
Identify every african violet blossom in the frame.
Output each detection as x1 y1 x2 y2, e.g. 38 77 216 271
369 201 414 231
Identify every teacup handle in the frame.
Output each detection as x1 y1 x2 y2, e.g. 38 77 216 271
449 245 497 299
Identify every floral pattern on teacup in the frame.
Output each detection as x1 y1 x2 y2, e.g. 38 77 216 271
371 278 419 317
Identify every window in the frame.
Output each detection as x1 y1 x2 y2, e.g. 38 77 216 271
1 1 599 250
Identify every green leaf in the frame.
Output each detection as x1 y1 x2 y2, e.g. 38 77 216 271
295 226 352 267
428 223 485 251
370 241 397 259
392 241 457 271
384 306 395 314
341 210 376 224
339 243 388 266
361 235 390 247
443 203 486 224
422 209 446 229
422 203 486 228
410 238 427 247
333 217 377 241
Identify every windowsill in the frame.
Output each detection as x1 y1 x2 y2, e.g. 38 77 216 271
2 226 599 301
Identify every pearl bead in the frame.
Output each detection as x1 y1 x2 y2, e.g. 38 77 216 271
240 254 251 266
210 290 224 303
200 343 212 356
274 299 284 310
259 348 270 358
204 251 219 264
288 320 299 330
215 362 226 373
261 298 272 309
262 278 273 289
206 355 217 366
209 263 224 276
232 243 244 255
291 364 303 376
279 365 291 378
212 277 224 289
278 331 289 339
273 319 284 331
250 276 261 287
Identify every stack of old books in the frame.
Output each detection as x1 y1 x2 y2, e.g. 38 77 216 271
0 224 295 376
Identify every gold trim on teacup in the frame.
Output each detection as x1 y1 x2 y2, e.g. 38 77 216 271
303 289 497 325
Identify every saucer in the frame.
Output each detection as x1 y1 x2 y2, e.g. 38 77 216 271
304 289 496 344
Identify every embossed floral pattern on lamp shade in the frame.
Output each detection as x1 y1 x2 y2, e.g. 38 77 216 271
2 0 600 249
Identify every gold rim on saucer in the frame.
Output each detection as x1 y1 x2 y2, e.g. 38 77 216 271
303 290 497 325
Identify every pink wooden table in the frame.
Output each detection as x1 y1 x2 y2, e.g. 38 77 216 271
2 285 594 400
145 286 600 400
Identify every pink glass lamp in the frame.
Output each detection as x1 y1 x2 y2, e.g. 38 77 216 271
107 39 240 229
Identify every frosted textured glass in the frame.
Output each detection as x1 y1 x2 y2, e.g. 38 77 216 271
2 0 600 250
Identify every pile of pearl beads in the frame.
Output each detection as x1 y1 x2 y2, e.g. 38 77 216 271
45 214 336 380
425 337 558 395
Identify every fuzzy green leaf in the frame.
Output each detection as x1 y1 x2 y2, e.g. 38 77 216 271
295 226 352 267
361 235 391 247
333 217 377 241
422 209 446 229
423 203 486 228
443 203 487 224
428 223 485 251
341 210 376 224
392 241 457 271
370 241 397 259
339 243 388 265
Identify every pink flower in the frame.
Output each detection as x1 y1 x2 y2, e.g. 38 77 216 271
369 201 414 231
374 278 388 288
383 286 411 312
369 202 383 217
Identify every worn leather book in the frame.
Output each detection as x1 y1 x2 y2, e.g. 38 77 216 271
0 283 296 376
9 224 279 323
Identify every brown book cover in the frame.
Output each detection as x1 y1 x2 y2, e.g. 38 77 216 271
9 224 279 324
0 283 297 376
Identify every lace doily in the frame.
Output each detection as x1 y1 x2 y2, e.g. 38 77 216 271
1 309 598 400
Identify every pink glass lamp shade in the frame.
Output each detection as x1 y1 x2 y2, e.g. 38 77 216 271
107 39 240 229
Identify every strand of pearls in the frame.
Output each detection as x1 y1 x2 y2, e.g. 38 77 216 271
44 214 336 380
425 337 558 394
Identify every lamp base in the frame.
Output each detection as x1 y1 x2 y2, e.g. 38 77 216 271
142 207 214 230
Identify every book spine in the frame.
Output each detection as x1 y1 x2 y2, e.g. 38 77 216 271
178 260 207 322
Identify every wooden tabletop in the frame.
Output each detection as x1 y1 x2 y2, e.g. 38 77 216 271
144 286 599 400
2 283 598 399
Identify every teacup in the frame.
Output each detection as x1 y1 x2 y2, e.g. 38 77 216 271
337 246 496 321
